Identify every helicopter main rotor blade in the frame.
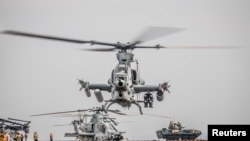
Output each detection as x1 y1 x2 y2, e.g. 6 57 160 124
81 45 165 51
52 113 86 117
133 45 166 49
107 110 127 115
31 109 90 117
163 45 239 49
3 28 236 51
81 48 116 52
2 30 122 47
124 112 170 118
2 30 92 44
132 26 185 44
2 27 184 46
0 28 188 52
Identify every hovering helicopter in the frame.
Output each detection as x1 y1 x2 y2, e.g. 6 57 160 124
1 26 178 114
0 118 31 133
31 107 127 141
77 40 172 115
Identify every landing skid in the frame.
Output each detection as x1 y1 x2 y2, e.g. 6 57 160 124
132 101 143 115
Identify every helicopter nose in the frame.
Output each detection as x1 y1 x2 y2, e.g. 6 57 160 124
116 79 126 87
118 81 123 86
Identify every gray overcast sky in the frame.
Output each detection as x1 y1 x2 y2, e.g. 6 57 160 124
1 0 250 140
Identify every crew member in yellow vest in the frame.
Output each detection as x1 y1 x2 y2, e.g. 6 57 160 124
16 132 22 141
33 132 38 141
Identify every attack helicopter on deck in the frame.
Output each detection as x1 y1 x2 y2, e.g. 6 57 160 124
31 107 127 141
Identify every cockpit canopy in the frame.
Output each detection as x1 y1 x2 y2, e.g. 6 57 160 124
114 72 128 81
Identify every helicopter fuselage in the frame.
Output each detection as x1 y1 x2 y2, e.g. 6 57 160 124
79 51 170 115
69 111 125 141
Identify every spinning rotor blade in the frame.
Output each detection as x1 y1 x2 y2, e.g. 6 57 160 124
2 28 235 51
132 26 184 44
51 113 79 117
107 110 127 115
2 30 91 44
82 44 165 51
133 45 165 49
125 112 170 118
2 27 183 51
52 113 86 117
81 48 116 52
164 45 239 49
31 109 90 117
2 30 120 47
